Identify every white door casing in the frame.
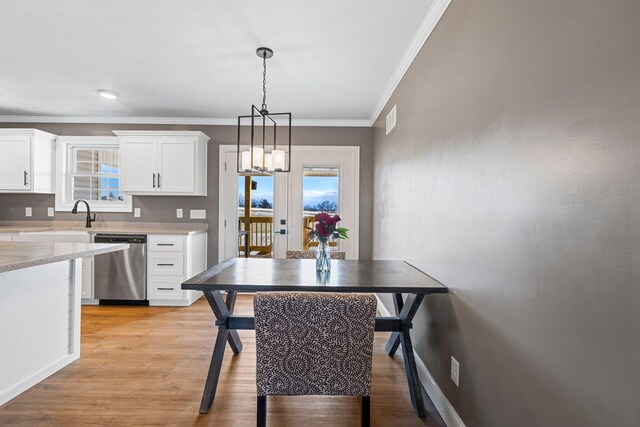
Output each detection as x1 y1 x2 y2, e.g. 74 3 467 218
220 149 242 261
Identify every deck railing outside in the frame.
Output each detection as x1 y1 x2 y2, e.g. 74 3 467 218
302 216 338 250
239 216 273 256
238 211 338 256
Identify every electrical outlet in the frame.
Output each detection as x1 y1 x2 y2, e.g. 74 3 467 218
47 207 55 217
451 356 460 387
25 207 32 217
176 208 183 219
134 208 141 218
190 209 206 219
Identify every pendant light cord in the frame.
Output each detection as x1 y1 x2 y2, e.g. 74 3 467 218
261 51 268 112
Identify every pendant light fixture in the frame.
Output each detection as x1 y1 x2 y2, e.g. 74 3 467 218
237 47 292 174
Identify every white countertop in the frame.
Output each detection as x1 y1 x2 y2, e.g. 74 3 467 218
0 221 208 235
0 242 129 273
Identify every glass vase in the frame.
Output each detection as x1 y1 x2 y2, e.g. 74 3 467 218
316 240 331 272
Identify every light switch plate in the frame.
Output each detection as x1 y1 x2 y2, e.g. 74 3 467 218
134 208 141 218
25 207 32 217
47 207 55 217
176 208 183 219
190 209 206 219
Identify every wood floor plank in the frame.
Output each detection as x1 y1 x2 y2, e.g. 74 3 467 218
0 295 445 426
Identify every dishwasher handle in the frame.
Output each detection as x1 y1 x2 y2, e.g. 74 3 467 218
95 234 147 244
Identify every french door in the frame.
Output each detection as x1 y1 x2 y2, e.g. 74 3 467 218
219 145 359 261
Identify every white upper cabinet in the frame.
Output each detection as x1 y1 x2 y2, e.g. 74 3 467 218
0 129 56 193
114 131 209 196
120 136 158 193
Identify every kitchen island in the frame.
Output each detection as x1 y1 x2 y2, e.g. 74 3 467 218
0 241 128 406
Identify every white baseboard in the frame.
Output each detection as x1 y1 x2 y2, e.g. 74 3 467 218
375 295 465 427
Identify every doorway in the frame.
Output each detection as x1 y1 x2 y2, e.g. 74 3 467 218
219 145 359 261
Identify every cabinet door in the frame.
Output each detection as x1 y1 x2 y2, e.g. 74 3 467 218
81 257 94 299
120 137 158 193
0 135 31 191
158 138 195 193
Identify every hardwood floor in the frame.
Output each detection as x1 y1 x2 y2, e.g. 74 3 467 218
0 294 445 426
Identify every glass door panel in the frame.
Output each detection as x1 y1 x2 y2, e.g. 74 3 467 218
238 175 274 258
302 167 340 249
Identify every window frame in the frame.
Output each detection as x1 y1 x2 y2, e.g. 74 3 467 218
55 136 133 213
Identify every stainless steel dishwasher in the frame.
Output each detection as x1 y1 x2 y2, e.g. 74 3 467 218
94 234 147 303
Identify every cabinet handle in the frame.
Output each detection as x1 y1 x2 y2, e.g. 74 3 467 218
157 263 174 266
157 287 175 291
23 171 28 186
158 173 161 188
157 243 174 246
153 173 156 188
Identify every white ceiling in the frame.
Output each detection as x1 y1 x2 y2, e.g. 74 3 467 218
0 0 440 125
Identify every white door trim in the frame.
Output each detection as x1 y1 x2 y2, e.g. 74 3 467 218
218 145 232 263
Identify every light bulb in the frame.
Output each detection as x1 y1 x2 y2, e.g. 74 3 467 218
265 153 274 171
252 146 264 168
241 151 251 170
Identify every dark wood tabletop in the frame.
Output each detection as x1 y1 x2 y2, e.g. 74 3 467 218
182 258 448 294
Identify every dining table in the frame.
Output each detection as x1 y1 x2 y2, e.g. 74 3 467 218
182 257 448 417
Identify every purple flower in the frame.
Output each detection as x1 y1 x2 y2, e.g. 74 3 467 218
314 212 331 223
315 222 330 238
326 214 341 226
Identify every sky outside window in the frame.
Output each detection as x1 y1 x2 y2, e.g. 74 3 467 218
303 167 339 212
238 175 274 207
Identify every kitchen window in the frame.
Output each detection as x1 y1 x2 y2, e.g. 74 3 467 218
56 136 132 212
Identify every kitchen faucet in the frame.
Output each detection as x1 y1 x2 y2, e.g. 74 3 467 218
71 199 96 228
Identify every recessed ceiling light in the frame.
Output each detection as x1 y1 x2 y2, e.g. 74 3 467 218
97 89 118 100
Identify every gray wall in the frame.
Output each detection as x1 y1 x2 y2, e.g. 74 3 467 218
0 123 373 265
373 0 640 426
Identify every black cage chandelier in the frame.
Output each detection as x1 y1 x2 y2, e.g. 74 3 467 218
237 47 292 174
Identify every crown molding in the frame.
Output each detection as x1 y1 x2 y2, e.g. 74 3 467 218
0 115 371 127
369 0 452 125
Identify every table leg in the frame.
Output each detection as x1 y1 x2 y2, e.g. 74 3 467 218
397 293 426 417
199 320 229 413
385 293 404 356
224 291 243 354
199 290 241 413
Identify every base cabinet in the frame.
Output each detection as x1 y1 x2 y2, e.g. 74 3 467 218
147 233 207 306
